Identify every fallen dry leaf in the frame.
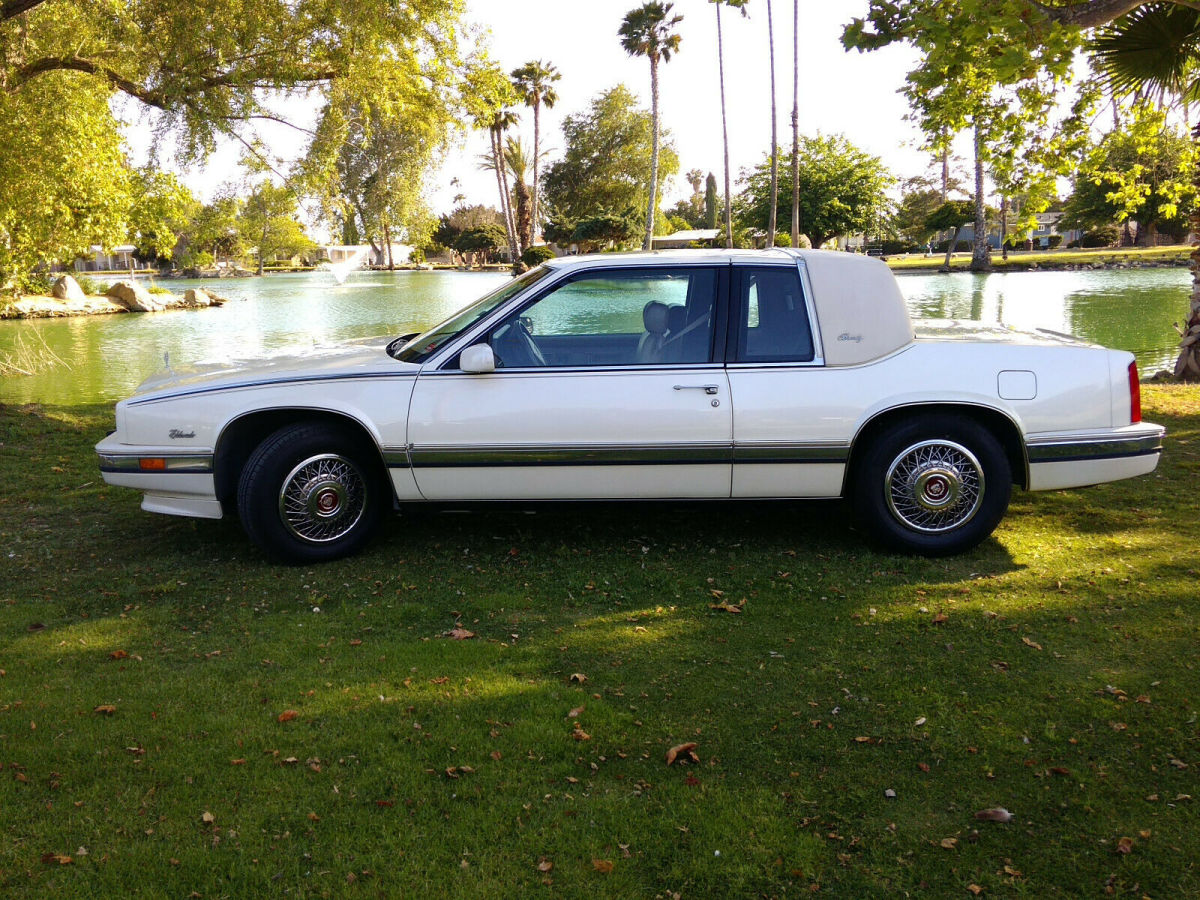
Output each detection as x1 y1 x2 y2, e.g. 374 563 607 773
709 598 745 614
665 742 700 766
200 812 215 824
974 807 1013 823
1049 767 1071 776
967 884 983 896
1170 758 1189 770
568 706 585 718
918 762 931 773
277 710 299 723
932 612 948 625
93 705 116 715
571 726 592 741
1022 637 1042 650
569 673 587 684
40 853 72 866
853 736 875 744
592 859 614 873
445 627 476 640
109 650 129 660
1116 836 1134 855
230 758 246 766
940 837 958 850
537 858 553 873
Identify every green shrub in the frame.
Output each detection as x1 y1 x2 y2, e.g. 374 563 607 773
1081 226 1119 249
72 273 108 296
1047 234 1064 249
521 246 555 267
409 248 426 264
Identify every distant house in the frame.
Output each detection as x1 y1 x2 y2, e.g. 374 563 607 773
320 242 414 267
74 245 145 272
651 229 721 250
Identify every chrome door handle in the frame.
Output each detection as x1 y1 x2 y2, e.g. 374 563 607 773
673 384 720 395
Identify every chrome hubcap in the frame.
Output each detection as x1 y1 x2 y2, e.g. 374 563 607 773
885 440 984 533
278 454 365 543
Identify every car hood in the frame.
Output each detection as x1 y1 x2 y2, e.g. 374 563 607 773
130 337 419 400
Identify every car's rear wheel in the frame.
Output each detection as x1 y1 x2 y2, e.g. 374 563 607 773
237 423 388 564
852 414 1011 555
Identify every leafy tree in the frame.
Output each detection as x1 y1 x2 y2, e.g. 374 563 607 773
736 134 894 248
891 177 947 248
435 205 505 252
1062 104 1196 245
453 224 506 263
0 73 132 291
542 85 679 230
303 67 455 269
572 212 642 252
186 194 245 267
128 169 198 265
511 60 561 241
925 200 977 270
619 2 684 250
238 181 314 274
844 1 1083 273
0 0 470 287
521 245 555 267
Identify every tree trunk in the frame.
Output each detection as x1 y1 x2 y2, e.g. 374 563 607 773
943 225 962 272
644 54 660 251
1174 120 1200 381
1000 195 1008 261
717 4 734 249
969 122 991 273
532 100 542 244
766 0 779 248
790 0 800 247
383 220 394 270
492 126 520 264
941 144 950 202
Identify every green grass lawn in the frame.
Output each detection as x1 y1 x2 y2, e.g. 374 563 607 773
1 389 1198 897
887 244 1193 272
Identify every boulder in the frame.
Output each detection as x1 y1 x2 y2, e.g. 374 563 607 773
106 280 163 312
183 288 212 307
52 274 88 302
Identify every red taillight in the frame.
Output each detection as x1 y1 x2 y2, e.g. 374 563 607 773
1128 361 1142 424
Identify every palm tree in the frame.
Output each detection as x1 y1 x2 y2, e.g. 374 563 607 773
1092 4 1200 379
620 2 684 251
511 60 561 244
791 0 800 247
476 106 521 263
766 0 779 247
685 168 705 194
712 0 748 249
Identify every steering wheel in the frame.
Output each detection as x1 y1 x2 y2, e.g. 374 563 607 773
493 317 546 368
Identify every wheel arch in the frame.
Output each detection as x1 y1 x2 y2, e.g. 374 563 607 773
843 403 1028 495
213 408 390 508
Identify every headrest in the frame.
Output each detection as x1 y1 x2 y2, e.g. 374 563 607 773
666 305 687 333
643 300 670 334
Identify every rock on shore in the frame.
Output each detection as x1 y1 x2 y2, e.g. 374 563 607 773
2 283 227 319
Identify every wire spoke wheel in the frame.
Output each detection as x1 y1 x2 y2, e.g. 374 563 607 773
884 439 985 534
277 453 366 543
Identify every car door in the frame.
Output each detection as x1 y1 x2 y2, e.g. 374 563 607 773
726 262 849 498
407 264 732 500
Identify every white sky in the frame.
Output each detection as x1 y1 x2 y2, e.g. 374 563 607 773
124 1 935 228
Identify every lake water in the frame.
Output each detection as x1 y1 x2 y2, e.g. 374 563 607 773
0 265 1191 406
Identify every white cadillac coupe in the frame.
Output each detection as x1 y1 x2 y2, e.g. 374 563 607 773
96 250 1164 563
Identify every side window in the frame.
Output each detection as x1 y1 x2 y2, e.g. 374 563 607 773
485 268 718 368
736 266 814 363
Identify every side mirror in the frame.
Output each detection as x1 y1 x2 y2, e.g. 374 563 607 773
460 344 496 374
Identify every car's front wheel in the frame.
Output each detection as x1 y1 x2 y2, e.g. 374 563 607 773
237 423 388 564
852 415 1011 556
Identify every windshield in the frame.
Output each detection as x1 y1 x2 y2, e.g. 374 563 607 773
391 266 555 363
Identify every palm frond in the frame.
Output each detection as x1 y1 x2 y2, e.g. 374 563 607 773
1091 2 1200 100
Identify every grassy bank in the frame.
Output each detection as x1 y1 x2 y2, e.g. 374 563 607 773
1 389 1198 897
887 244 1193 273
